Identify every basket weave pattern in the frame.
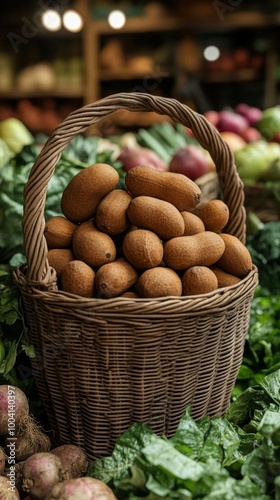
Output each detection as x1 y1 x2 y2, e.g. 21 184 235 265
13 93 258 460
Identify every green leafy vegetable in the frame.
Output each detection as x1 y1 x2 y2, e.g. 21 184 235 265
232 286 280 397
88 371 280 500
246 220 280 294
0 268 42 420
0 137 11 170
0 270 33 377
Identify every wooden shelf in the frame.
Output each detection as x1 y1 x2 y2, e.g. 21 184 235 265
99 68 172 81
94 16 187 34
0 87 85 99
98 67 260 84
93 11 280 36
203 68 261 84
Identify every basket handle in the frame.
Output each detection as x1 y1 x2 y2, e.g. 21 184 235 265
22 92 245 285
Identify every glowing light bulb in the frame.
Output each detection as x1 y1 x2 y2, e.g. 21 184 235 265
108 10 126 30
42 10 62 31
63 10 83 32
203 45 220 62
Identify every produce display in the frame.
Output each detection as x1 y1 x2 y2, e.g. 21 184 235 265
0 108 280 499
0 385 119 499
202 104 280 185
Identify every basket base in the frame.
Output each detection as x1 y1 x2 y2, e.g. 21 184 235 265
15 270 258 460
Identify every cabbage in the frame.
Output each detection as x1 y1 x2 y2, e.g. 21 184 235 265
0 138 11 170
255 105 280 139
0 118 33 155
234 141 280 183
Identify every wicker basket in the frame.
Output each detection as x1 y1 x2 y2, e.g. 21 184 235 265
195 171 220 202
13 93 258 461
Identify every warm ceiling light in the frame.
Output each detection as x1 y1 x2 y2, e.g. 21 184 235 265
42 9 62 31
63 10 83 32
203 45 220 62
108 10 126 29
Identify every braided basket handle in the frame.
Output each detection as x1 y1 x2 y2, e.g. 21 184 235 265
23 92 245 284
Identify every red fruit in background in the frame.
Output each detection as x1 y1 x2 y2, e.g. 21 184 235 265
235 103 263 126
169 145 210 180
117 146 167 172
242 127 262 143
218 110 248 135
235 103 250 116
203 110 219 128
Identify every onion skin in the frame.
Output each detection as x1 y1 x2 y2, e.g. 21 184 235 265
22 452 69 500
0 476 20 499
0 385 29 436
117 146 167 172
218 110 248 135
45 477 117 500
235 103 263 126
50 445 88 479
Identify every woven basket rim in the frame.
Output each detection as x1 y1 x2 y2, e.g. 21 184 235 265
14 265 258 317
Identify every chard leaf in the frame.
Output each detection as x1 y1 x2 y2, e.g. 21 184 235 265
233 426 261 456
226 386 263 425
0 340 17 375
238 365 255 380
275 475 280 500
171 408 204 459
87 422 154 483
21 344 35 359
241 447 268 493
199 418 240 466
258 410 280 435
259 369 280 405
142 435 204 481
145 474 175 497
226 385 274 427
243 408 271 434
203 476 269 499
8 253 26 267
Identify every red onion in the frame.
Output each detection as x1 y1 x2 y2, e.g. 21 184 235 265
218 110 248 135
117 147 167 172
235 103 263 126
169 145 210 180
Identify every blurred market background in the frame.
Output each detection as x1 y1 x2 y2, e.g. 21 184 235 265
0 0 280 134
1 5 280 491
